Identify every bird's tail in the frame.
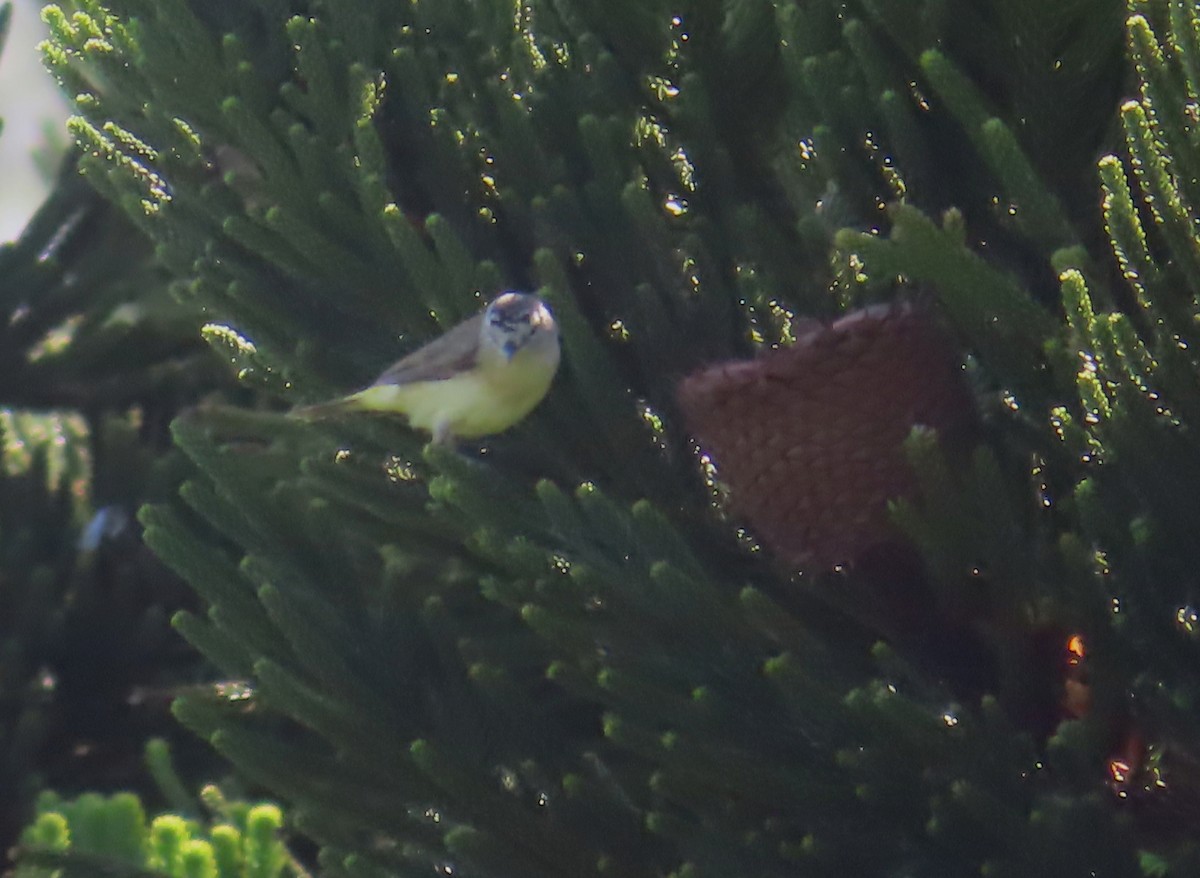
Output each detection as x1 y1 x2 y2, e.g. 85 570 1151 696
289 394 363 421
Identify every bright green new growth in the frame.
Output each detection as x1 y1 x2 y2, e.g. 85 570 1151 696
16 788 287 878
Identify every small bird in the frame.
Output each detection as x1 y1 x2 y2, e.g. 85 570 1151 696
292 291 560 444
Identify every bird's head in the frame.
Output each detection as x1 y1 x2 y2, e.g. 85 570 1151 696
482 291 559 361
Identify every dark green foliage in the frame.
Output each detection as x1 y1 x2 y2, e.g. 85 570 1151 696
22 0 1200 875
0 41 232 853
0 422 78 849
0 155 216 412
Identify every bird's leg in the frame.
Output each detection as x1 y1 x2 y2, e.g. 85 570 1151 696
431 420 455 445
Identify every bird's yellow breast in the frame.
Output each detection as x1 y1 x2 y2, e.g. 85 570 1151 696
350 345 557 440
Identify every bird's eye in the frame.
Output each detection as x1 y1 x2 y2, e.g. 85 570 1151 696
491 309 534 329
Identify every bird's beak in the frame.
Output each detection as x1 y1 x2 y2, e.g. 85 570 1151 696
502 340 518 359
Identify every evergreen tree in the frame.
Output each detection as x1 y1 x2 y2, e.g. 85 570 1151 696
16 0 1200 875
0 1 228 846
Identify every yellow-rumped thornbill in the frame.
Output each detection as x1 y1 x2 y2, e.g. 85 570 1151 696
292 291 560 444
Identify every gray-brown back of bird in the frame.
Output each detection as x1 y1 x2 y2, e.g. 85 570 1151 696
371 312 483 386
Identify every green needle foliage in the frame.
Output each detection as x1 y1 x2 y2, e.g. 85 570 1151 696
0 3 235 847
0 167 209 850
25 0 1200 875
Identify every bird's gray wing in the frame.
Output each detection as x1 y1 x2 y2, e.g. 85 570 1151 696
371 313 483 386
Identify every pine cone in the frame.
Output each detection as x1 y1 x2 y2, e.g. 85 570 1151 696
677 302 974 569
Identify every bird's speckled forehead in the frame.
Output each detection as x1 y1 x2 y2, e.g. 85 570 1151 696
486 291 549 327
